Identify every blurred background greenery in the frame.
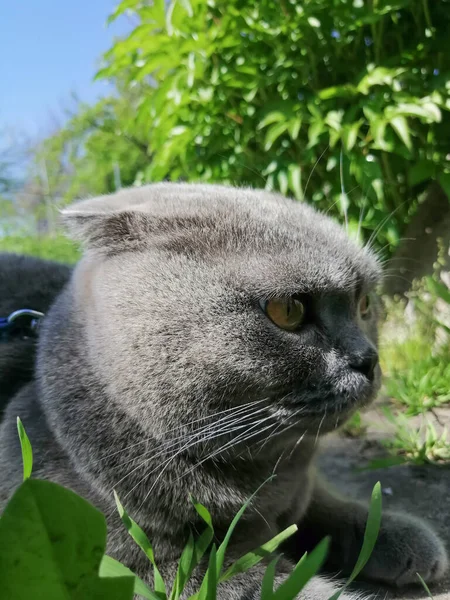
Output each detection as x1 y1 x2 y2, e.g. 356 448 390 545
2 0 450 465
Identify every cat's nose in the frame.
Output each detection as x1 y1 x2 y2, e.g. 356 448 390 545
349 348 378 381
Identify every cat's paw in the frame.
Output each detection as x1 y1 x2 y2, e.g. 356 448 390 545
361 511 448 586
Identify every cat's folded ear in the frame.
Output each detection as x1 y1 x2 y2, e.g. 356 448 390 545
60 195 213 255
60 204 156 254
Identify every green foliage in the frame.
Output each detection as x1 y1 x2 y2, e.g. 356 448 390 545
0 421 384 600
328 482 382 600
33 0 450 256
384 347 450 414
341 411 367 438
0 235 80 264
0 478 134 599
368 408 450 467
417 572 435 599
16 417 33 481
380 274 450 416
114 491 167 599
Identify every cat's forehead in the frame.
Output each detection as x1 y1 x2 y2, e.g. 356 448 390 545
67 183 381 294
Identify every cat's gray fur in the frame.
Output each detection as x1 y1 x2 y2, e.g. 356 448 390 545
0 183 447 599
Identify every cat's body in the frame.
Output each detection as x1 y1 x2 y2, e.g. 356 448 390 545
0 254 71 416
0 184 447 599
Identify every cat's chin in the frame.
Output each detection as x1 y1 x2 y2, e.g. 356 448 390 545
268 382 380 437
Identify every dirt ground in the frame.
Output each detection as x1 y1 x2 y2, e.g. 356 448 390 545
319 406 450 600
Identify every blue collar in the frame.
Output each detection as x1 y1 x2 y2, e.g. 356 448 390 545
0 309 45 342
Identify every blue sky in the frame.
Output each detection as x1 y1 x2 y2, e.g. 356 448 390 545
1 1 129 139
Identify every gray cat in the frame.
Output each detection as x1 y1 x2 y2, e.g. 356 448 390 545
0 183 447 599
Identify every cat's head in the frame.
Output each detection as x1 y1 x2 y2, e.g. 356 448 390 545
63 183 381 453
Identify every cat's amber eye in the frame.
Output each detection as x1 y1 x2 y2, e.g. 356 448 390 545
261 297 305 331
359 294 371 319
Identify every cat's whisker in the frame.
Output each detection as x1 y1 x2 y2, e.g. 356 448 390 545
113 407 270 490
382 273 414 286
169 420 279 489
365 200 410 253
303 145 329 201
136 418 278 511
375 239 418 262
356 197 366 245
120 421 250 503
255 404 306 449
95 398 267 465
314 412 326 447
120 410 274 497
339 148 349 233
255 420 285 454
288 430 308 461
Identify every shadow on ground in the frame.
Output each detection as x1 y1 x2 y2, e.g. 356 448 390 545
319 433 450 599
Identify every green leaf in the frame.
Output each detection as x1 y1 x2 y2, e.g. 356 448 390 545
408 160 434 186
325 110 343 132
307 121 324 148
416 572 434 599
438 173 450 200
358 455 408 470
257 112 286 130
328 482 382 599
357 67 405 95
214 476 276 576
220 524 298 582
261 557 279 600
166 1 176 35
307 16 321 28
0 479 134 599
264 122 289 151
288 164 302 200
178 0 193 17
342 121 362 151
272 537 330 600
386 102 441 123
192 500 214 565
170 532 195 600
114 491 167 599
426 277 450 305
278 171 289 195
100 555 160 600
389 116 412 150
16 417 33 480
287 118 301 140
199 544 217 600
318 85 357 100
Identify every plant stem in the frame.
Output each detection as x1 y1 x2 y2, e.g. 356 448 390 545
422 0 433 33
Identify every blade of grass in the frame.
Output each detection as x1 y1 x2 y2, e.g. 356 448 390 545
170 500 215 600
192 476 276 600
114 491 167 599
417 572 434 599
272 537 330 600
261 557 280 600
192 499 215 565
215 475 276 576
16 417 33 480
100 555 160 600
328 482 382 600
220 524 298 582
170 531 195 600
197 544 217 600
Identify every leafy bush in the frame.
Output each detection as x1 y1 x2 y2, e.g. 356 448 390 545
0 235 80 264
37 0 450 256
0 420 383 599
